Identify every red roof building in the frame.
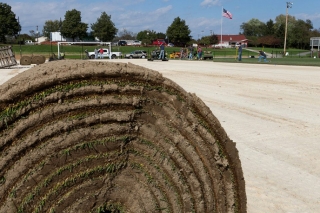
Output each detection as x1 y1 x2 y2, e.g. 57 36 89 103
215 34 248 48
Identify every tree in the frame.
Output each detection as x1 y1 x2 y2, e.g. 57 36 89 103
0 3 21 43
274 14 296 48
274 14 296 32
198 36 210 46
16 33 33 44
199 35 219 46
42 20 61 38
264 19 275 35
61 9 88 41
240 18 265 37
310 28 320 38
291 19 313 49
209 34 219 45
83 31 96 42
240 18 266 47
117 28 134 40
166 17 191 46
257 35 281 48
91 12 117 42
136 30 157 45
29 30 41 42
156 32 166 39
305 19 313 31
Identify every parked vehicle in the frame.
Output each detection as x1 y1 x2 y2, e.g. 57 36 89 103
25 40 34 45
87 48 122 59
202 51 213 60
167 43 174 47
147 49 168 61
131 40 142 46
152 39 166 46
118 40 127 46
125 50 147 59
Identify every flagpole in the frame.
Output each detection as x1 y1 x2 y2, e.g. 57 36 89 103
221 7 223 47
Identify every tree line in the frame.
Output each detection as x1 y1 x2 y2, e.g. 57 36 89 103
1 2 319 49
240 16 320 49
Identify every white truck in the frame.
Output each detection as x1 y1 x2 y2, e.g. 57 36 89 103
88 48 122 59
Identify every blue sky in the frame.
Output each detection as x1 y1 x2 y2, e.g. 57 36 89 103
3 0 320 39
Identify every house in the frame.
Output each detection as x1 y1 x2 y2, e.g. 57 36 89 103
36 36 47 44
215 34 248 48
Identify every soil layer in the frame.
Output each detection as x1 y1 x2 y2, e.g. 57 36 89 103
0 60 246 213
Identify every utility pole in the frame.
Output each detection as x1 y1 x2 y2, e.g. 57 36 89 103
60 17 62 41
18 16 21 57
36 25 38 42
283 2 293 56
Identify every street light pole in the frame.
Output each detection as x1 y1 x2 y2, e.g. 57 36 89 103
36 25 38 43
146 31 150 56
284 2 293 56
18 16 21 58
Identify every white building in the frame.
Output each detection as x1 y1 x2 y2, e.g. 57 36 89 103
50 32 74 42
36 36 47 44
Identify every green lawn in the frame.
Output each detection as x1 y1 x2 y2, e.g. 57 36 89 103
2 44 320 66
207 57 320 66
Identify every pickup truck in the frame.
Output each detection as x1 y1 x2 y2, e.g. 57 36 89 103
152 39 166 46
87 48 122 59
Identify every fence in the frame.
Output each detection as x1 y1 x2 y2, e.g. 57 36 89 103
10 47 320 62
158 50 319 59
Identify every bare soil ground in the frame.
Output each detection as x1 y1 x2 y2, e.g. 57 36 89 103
1 58 319 212
0 60 245 213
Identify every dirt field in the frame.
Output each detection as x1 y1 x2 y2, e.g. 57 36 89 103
0 59 319 213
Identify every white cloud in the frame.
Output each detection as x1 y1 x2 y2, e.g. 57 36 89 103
189 17 220 28
187 17 222 38
290 12 320 30
200 0 220 7
153 5 173 17
118 5 172 21
295 13 320 22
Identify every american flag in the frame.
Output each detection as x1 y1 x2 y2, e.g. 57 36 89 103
223 8 232 19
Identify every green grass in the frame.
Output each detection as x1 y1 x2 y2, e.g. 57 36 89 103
210 57 320 66
2 44 319 66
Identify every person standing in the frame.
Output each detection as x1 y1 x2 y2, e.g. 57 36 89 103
238 43 242 61
179 47 184 60
84 49 89 59
94 48 98 59
197 46 202 60
158 43 165 59
188 46 193 60
99 48 104 59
